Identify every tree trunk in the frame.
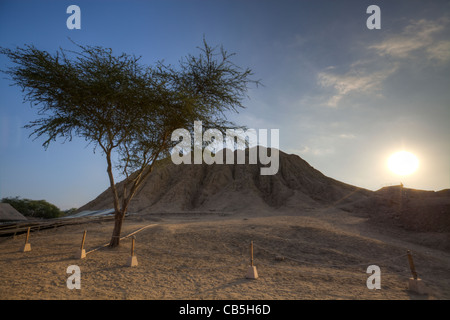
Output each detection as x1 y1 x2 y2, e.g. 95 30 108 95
105 148 124 248
109 210 125 247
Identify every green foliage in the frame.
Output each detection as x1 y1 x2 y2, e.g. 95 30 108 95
1 197 64 219
0 38 259 245
0 39 259 157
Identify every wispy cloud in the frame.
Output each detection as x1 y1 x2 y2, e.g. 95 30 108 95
317 66 396 107
426 40 450 62
317 18 449 108
369 19 449 61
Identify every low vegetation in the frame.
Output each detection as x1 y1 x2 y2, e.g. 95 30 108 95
1 196 66 219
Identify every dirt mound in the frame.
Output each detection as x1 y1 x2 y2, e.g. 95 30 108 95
339 185 450 233
78 148 449 238
78 148 371 214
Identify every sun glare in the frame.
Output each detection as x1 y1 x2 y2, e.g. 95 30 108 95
387 151 419 176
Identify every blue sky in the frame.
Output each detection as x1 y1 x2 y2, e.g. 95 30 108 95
1 0 449 210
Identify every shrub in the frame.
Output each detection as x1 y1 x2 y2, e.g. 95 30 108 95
1 197 64 219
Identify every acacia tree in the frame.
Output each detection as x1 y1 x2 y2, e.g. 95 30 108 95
1 39 259 247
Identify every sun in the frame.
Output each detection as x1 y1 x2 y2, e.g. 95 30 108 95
387 151 419 176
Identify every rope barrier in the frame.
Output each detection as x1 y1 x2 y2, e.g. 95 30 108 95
256 259 410 278
0 221 125 249
3 228 412 275
0 220 429 287
140 244 248 262
137 238 414 278
85 224 157 255
252 242 408 269
257 261 364 279
0 215 115 238
0 229 93 242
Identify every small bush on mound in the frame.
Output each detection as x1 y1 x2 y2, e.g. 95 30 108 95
1 197 64 219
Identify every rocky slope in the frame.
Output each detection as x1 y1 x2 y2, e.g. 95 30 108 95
78 148 371 214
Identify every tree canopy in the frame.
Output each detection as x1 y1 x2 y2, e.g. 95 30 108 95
0 39 259 246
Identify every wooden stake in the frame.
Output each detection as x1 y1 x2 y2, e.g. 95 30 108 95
80 230 87 250
20 227 31 252
131 236 136 256
250 241 254 267
75 230 87 259
127 236 138 267
25 227 30 244
407 250 418 280
246 240 258 279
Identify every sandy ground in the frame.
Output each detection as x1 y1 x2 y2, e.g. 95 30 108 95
0 207 449 300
